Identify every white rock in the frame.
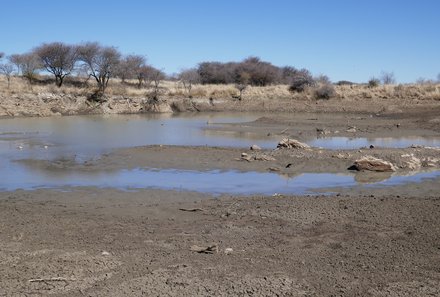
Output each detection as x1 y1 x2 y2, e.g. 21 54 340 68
224 248 233 255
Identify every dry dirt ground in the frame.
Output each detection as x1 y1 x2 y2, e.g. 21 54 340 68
1 104 440 296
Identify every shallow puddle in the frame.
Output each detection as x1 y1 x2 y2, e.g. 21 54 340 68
1 165 439 195
310 136 440 150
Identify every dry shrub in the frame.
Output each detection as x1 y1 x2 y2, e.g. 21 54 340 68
314 84 336 100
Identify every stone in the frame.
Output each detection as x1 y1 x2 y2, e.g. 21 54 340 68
250 144 262 151
349 156 396 172
254 155 276 161
224 248 233 255
277 138 310 149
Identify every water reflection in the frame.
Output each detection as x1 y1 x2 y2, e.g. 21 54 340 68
310 136 440 150
1 164 439 195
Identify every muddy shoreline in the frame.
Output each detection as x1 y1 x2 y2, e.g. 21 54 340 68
1 106 440 296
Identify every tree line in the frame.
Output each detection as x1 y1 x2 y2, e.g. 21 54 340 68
0 42 319 95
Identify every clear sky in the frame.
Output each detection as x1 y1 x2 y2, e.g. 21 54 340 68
0 0 439 83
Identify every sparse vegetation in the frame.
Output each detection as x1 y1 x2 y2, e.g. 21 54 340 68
1 41 439 109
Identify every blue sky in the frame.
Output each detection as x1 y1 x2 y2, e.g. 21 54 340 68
0 0 439 83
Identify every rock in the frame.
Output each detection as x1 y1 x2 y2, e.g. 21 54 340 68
101 251 111 256
224 248 233 255
254 155 276 161
400 154 422 170
190 244 218 254
250 144 262 151
241 153 248 158
277 138 310 149
349 156 396 172
346 126 357 133
268 167 280 172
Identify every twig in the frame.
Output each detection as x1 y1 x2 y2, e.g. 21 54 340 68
179 208 204 212
279 127 289 134
28 277 75 283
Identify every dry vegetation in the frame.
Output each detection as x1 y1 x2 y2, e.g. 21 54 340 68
1 74 440 102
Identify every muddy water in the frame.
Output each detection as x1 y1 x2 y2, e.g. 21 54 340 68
2 164 440 195
1 113 439 194
310 136 440 149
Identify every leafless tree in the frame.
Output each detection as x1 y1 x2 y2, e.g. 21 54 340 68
315 74 331 84
380 71 396 85
148 68 166 100
77 42 121 94
116 54 146 83
0 52 4 59
34 42 77 87
8 54 23 75
0 63 14 88
17 53 42 84
178 68 200 96
136 65 162 89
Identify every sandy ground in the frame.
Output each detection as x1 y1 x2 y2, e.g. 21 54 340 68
1 106 440 296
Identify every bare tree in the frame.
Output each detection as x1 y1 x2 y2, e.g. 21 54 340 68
77 42 121 94
149 68 166 100
137 65 163 89
18 53 42 84
8 54 23 75
0 52 4 59
0 63 14 88
380 71 396 85
178 68 200 96
315 74 331 84
116 54 146 83
34 42 77 87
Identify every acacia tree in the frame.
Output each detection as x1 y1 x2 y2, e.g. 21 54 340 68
77 42 121 94
34 42 77 87
178 68 200 96
0 63 14 88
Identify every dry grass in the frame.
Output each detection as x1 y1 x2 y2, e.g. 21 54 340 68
1 75 439 102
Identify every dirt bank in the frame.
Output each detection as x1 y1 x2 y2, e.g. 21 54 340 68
1 88 440 118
